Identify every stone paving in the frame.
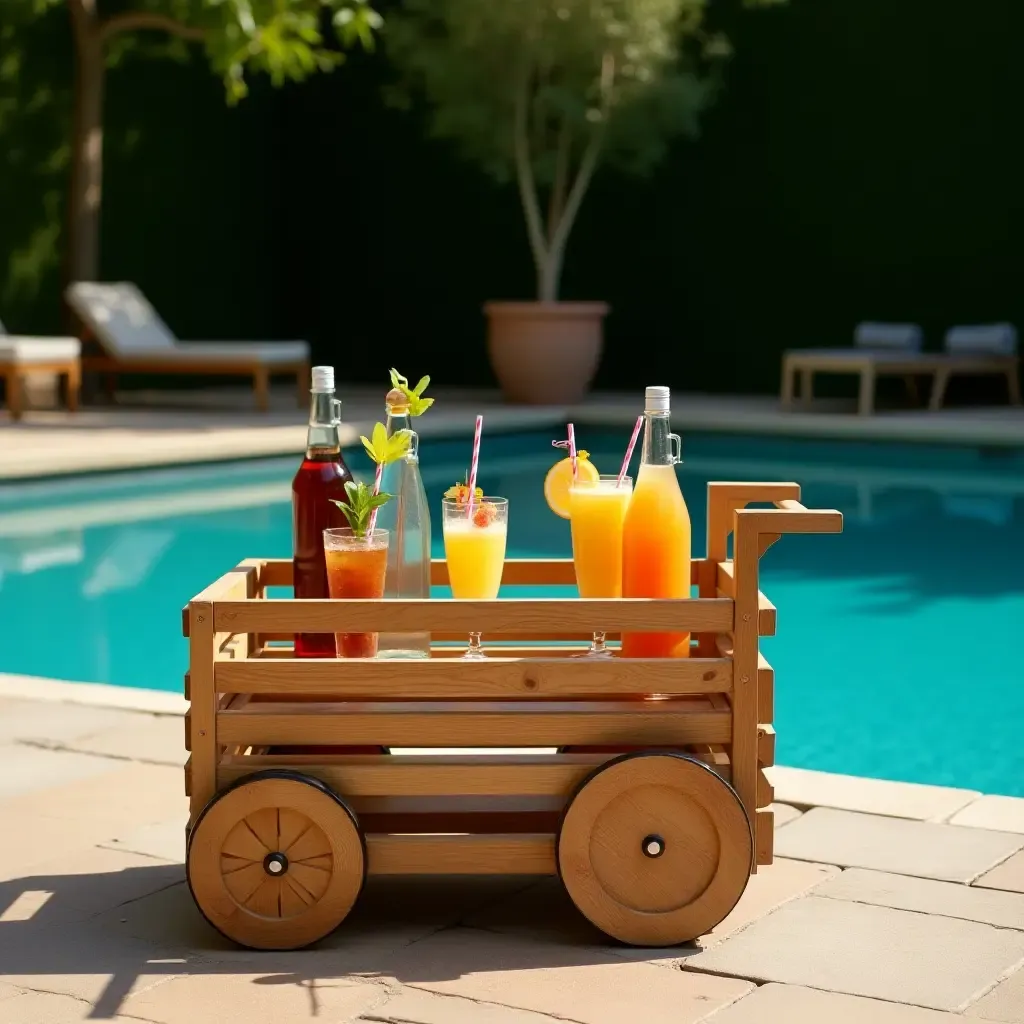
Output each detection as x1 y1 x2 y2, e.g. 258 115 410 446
5 385 1024 481
3 692 1024 1022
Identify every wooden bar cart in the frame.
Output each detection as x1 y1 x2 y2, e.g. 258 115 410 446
182 482 842 950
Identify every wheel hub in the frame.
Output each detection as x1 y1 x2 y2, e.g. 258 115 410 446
642 834 666 858
263 852 289 876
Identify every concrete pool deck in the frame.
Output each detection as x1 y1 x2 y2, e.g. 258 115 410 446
3 385 1024 482
3 681 1024 1022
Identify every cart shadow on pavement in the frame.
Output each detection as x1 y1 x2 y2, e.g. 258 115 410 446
0 862 694 1019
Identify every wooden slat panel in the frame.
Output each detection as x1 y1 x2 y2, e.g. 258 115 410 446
254 559 293 588
183 672 190 701
758 724 776 767
716 635 774 723
716 563 776 636
219 754 608 796
756 809 774 866
217 700 732 748
214 597 734 635
366 833 555 875
215 657 732 698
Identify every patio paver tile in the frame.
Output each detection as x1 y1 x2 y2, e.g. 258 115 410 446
0 743 122 800
706 983 970 1022
815 868 1024 930
63 714 185 767
771 803 803 827
684 895 1024 1011
1 760 188 829
100 817 186 863
121 972 389 1024
953 797 1024 835
775 808 1024 882
965 964 1024 1021
0 700 138 746
768 765 979 821
974 852 1024 894
357 986 568 1022
385 926 754 1024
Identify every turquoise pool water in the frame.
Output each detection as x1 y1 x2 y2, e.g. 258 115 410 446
3 429 1023 795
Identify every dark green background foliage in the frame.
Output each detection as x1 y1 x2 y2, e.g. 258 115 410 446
2 0 1023 396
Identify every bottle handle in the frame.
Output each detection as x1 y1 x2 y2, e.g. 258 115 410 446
331 398 343 426
669 433 683 465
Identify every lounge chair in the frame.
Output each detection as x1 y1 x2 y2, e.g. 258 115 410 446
65 282 310 411
927 323 1020 410
0 318 81 420
780 322 926 416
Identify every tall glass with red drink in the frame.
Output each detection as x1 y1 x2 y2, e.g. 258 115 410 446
324 528 390 658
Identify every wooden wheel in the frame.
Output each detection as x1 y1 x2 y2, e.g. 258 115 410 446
557 752 752 947
187 770 365 950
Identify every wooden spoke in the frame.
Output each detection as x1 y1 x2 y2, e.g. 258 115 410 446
558 753 752 947
188 773 365 950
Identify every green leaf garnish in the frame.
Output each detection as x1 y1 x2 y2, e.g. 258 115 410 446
390 368 435 417
360 422 413 465
331 480 394 538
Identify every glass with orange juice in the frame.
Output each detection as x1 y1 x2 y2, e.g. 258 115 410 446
323 528 390 657
568 475 632 656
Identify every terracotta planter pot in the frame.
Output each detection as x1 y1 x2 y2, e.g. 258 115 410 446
484 301 608 405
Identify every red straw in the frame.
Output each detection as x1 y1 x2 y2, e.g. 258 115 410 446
466 415 483 518
617 415 643 487
567 423 578 481
367 460 385 535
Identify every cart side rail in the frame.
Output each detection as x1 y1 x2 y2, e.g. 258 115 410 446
710 485 842 872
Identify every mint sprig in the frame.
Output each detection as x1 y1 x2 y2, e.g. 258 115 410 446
331 480 392 539
390 368 434 417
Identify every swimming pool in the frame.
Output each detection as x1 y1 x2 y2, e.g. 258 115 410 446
3 428 1024 795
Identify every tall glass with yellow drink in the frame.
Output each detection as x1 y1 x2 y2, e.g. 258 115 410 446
569 474 632 657
442 495 508 659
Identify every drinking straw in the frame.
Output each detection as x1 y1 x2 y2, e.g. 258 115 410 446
616 415 643 488
466 415 483 519
567 423 578 480
367 461 385 535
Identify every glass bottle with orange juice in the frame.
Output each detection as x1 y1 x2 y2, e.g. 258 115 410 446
621 386 692 657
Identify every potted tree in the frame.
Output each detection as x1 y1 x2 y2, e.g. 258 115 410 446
387 0 770 404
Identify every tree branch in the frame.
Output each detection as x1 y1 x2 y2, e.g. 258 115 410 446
547 119 572 246
99 12 207 45
512 61 550 291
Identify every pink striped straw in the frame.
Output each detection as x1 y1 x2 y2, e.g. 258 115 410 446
466 415 483 518
367 461 385 535
617 415 643 487
567 423 578 480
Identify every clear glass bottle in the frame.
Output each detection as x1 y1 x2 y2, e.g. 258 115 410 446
375 388 432 658
621 386 693 658
291 366 353 658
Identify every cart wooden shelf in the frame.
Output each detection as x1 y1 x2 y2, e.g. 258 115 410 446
182 481 841 950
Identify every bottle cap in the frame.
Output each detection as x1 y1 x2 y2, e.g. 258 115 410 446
311 366 334 393
645 386 670 413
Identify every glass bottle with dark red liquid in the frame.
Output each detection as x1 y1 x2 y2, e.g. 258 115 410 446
292 365 353 657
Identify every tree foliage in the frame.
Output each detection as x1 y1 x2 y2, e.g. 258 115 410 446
387 0 784 300
21 0 382 101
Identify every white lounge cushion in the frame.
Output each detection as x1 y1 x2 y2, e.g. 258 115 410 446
854 322 924 351
944 323 1018 357
0 337 81 364
66 281 309 364
67 282 176 355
